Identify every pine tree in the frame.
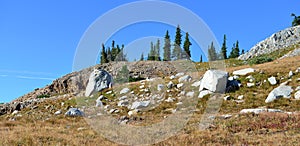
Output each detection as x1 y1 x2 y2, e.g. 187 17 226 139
140 53 144 61
183 32 192 59
291 13 300 26
148 42 155 61
241 49 245 55
107 47 112 62
172 25 182 60
163 30 171 61
200 55 203 63
155 39 161 61
208 42 217 61
100 43 108 64
221 34 227 59
234 40 240 57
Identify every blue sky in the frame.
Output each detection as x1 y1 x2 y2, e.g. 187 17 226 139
0 0 299 102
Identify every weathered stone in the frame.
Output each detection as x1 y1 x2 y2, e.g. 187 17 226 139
233 68 255 76
199 70 228 93
265 85 293 103
118 100 129 107
191 80 201 87
289 71 293 78
85 69 113 97
238 95 244 100
240 108 283 114
65 108 84 117
177 83 184 89
120 88 130 94
54 110 62 115
130 101 150 110
295 90 300 100
167 81 174 89
247 83 255 87
186 91 195 97
157 84 164 91
268 76 277 85
178 75 192 82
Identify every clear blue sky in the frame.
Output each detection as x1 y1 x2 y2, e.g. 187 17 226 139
0 0 299 102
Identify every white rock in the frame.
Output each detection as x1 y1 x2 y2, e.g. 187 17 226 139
169 75 175 80
11 110 19 115
186 91 195 97
165 97 174 102
106 91 112 94
177 83 184 89
54 110 62 115
65 108 84 117
178 75 192 82
240 108 283 114
157 84 164 91
139 85 145 89
198 90 212 98
295 67 300 73
175 72 185 77
95 100 103 108
246 75 255 82
128 110 138 116
233 68 255 76
237 95 244 100
167 81 174 89
295 90 300 100
268 76 277 85
191 80 201 87
289 71 293 78
220 114 232 119
120 88 130 94
130 101 150 110
85 69 112 97
265 85 293 103
223 95 231 101
118 100 129 107
199 70 228 93
247 83 255 87
119 96 127 100
295 86 300 91
109 109 117 114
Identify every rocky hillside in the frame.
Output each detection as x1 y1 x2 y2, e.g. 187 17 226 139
238 25 300 60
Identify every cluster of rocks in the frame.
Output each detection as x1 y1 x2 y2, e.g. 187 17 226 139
239 25 300 60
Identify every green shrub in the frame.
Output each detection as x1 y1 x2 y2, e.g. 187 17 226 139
248 55 274 65
37 94 50 99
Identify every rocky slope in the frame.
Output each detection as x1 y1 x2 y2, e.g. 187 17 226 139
238 25 300 60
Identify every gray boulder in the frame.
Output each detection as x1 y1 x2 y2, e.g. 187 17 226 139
120 88 130 94
85 69 113 97
199 70 228 93
130 101 150 110
178 75 192 82
265 85 293 103
65 108 84 117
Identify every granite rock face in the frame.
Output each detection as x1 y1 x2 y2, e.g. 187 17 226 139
239 25 300 60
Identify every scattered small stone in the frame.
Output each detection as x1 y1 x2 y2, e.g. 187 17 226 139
65 108 84 117
223 95 231 101
247 83 255 87
268 76 277 85
237 95 244 100
191 80 201 87
295 86 300 91
289 71 293 78
177 83 184 89
169 75 175 80
128 110 138 116
178 75 192 82
106 91 112 94
295 90 300 100
167 81 174 89
233 68 255 76
186 91 195 97
219 114 232 119
118 100 129 107
165 97 174 103
130 101 150 110
240 108 283 114
175 72 185 77
120 88 130 94
77 127 87 131
119 96 127 100
54 110 62 115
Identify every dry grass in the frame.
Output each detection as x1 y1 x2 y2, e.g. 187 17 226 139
1 55 300 145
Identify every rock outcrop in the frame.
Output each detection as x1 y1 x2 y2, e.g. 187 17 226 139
85 69 113 97
239 25 300 60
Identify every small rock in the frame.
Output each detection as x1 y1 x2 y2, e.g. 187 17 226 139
167 81 174 89
165 97 174 103
240 108 283 114
246 75 255 82
130 101 150 110
120 88 130 94
128 110 138 116
118 100 129 107
219 114 232 119
139 85 144 89
96 96 104 107
169 75 175 80
295 86 300 91
175 72 185 77
295 67 300 73
237 95 244 100
289 71 293 78
54 110 62 115
295 90 300 100
247 83 255 87
65 108 84 117
233 68 255 76
157 84 164 91
11 110 18 115
106 91 112 94
223 95 231 101
198 90 212 98
119 96 127 100
178 75 192 82
177 83 184 89
77 127 87 131
109 109 117 114
268 76 277 85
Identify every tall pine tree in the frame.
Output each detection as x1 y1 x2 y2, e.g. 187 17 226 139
221 34 227 59
100 43 108 64
155 39 161 61
163 30 171 61
140 53 144 61
183 32 192 59
208 42 217 61
172 25 182 60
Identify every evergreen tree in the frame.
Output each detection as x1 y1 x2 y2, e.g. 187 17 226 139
115 65 129 84
221 34 227 59
100 43 108 64
155 39 161 61
208 42 217 61
107 47 112 62
291 13 300 26
163 30 171 61
183 32 192 59
229 41 240 58
140 53 144 61
172 25 182 60
241 49 245 55
148 42 155 61
200 55 203 63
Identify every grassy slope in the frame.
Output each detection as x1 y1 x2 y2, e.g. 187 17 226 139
1 55 300 145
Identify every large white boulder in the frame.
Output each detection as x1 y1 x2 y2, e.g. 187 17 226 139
85 69 113 97
233 68 255 76
199 70 228 93
265 85 293 103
